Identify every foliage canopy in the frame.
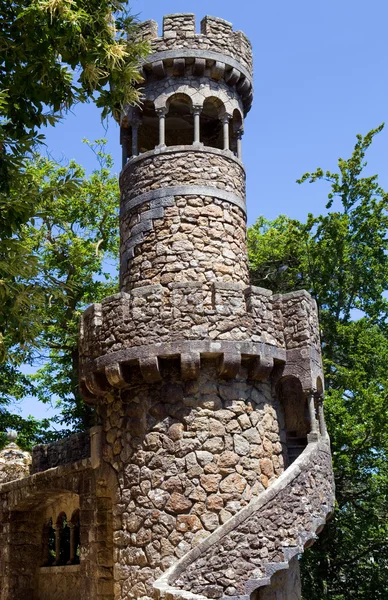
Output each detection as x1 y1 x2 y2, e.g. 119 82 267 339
248 125 388 599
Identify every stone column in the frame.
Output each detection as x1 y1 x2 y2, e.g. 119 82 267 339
53 520 62 565
222 114 231 151
193 105 202 144
317 395 327 437
42 522 51 566
67 523 76 564
121 130 129 169
156 108 167 147
236 128 244 160
131 119 141 157
308 391 318 435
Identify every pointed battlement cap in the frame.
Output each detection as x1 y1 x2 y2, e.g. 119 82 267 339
0 430 31 484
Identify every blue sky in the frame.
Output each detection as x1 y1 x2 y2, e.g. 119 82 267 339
18 0 388 422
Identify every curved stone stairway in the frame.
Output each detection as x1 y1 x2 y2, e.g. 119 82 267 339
154 436 335 600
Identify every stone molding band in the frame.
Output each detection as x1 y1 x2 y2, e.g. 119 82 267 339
81 339 287 399
121 184 247 217
144 49 253 85
142 49 253 112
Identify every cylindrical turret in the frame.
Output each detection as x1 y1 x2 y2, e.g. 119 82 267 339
119 14 253 291
77 16 331 600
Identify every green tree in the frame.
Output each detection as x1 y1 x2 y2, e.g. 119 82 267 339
0 1 148 363
0 140 120 444
247 125 388 599
0 0 148 192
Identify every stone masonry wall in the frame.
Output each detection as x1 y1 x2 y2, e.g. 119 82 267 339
120 151 245 204
37 566 82 600
79 289 322 382
173 442 334 598
79 285 286 367
31 431 91 473
253 556 301 600
119 150 247 290
96 361 286 599
137 15 253 76
120 197 248 290
0 461 114 600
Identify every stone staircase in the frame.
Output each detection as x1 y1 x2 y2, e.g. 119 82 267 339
154 436 335 600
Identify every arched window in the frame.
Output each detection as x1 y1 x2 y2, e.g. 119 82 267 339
278 376 310 466
43 510 81 567
52 512 70 565
138 101 158 153
201 97 225 149
165 93 193 146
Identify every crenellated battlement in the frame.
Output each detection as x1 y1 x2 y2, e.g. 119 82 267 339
133 14 253 115
136 15 252 73
79 286 322 399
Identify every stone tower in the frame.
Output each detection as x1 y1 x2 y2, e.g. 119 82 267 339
79 14 335 600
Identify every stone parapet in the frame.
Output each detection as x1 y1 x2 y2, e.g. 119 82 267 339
31 431 91 474
133 15 253 115
120 148 245 205
79 288 322 400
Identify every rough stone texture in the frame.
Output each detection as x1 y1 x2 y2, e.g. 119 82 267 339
158 439 334 599
252 556 301 600
118 149 247 291
31 430 91 473
0 13 334 600
121 151 245 205
79 287 322 399
138 14 253 77
120 197 248 290
38 565 82 600
0 459 114 600
0 441 31 484
96 363 285 600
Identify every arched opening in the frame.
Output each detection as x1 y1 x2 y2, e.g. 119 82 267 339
165 93 194 146
278 377 310 466
230 109 243 157
138 100 158 153
201 97 225 149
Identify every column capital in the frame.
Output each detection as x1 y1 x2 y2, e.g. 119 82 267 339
156 106 168 117
192 104 202 115
221 112 233 124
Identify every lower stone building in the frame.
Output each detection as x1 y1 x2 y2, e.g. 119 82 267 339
0 12 335 600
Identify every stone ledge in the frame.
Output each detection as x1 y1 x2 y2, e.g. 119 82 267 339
39 565 81 574
80 340 287 400
144 48 252 82
120 185 247 234
0 457 92 496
